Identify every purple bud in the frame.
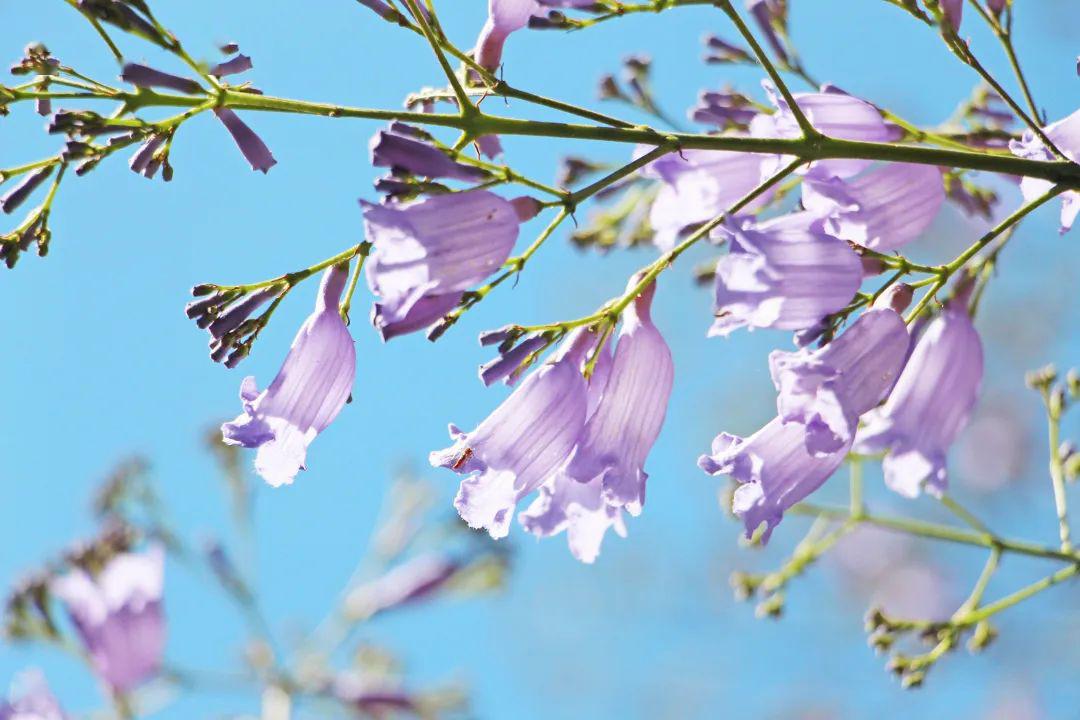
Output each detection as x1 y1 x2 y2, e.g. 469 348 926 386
120 63 203 95
128 134 165 177
479 334 547 386
210 54 253 77
1 166 54 214
213 107 277 173
207 287 278 339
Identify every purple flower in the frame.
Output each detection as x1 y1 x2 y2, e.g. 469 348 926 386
213 107 277 173
210 54 253 77
941 0 963 30
746 0 789 63
689 89 758 131
1 167 53 214
802 162 945 251
222 265 356 487
127 134 165 179
344 554 459 620
479 334 548 386
51 546 166 693
700 417 850 542
369 123 490 182
431 330 595 539
643 147 773 250
0 671 65 720
1009 108 1080 234
855 300 984 498
355 0 396 19
363 190 527 340
474 0 540 70
119 63 202 94
709 211 863 336
520 282 673 562
769 306 911 456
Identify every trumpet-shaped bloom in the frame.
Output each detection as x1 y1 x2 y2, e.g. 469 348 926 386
222 265 356 487
431 331 594 539
475 0 539 70
369 123 490 182
51 547 166 693
802 163 945 251
710 211 863 336
700 417 850 542
769 307 911 455
1009 108 1080 234
0 671 65 720
363 190 527 339
855 302 984 498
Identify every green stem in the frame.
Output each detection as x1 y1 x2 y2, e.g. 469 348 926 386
954 546 1001 616
849 458 864 518
967 0 1043 124
568 143 674 206
937 493 995 539
1046 398 1073 552
340 242 372 324
403 0 475 115
962 563 1078 624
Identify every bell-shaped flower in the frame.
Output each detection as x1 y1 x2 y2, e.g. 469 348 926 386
644 147 773 250
520 282 674 562
51 546 166 694
369 123 491 183
802 162 945 251
769 304 911 456
0 671 65 720
699 417 850 542
710 211 863 336
431 330 594 539
474 0 539 70
363 190 532 339
221 265 356 487
855 298 984 498
1009 108 1080 234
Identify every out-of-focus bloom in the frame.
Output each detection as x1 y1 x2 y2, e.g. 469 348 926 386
370 123 491 182
802 162 945 250
702 35 753 65
1009 108 1080 234
222 265 356 487
344 555 459 620
644 147 772 250
751 82 893 179
363 190 533 340
0 671 65 720
333 674 418 716
700 417 850 541
212 107 277 173
521 281 673 562
986 0 1006 17
51 546 166 693
856 299 984 498
689 88 758 131
475 0 539 70
119 63 201 94
769 306 911 455
955 406 1029 493
709 211 863 336
355 0 397 19
431 330 594 539
745 0 789 63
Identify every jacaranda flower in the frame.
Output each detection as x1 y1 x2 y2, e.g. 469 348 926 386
710 211 863 336
475 0 539 70
51 546 166 693
855 297 984 498
213 107 277 174
370 123 491 183
1009 107 1080 234
802 162 945 251
0 671 65 720
222 264 356 487
363 190 536 340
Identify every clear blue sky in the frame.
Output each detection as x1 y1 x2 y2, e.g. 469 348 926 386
2 1 1079 718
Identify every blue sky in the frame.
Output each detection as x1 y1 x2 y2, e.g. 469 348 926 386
2 1 1079 718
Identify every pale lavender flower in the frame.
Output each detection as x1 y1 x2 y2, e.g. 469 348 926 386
0 671 65 720
431 330 595 539
343 554 459 620
476 134 504 159
643 147 773 250
520 282 673 562
699 417 850 541
51 546 166 693
363 190 529 340
769 306 911 456
212 107 277 173
802 162 945 250
370 123 490 182
1009 107 1080 234
475 0 540 70
119 63 202 94
222 265 356 487
709 211 863 336
855 299 984 498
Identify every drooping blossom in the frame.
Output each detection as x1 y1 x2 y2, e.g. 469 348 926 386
213 107 277 173
802 162 945 251
709 211 863 336
855 296 984 498
751 81 893 179
430 330 594 538
643 147 773 250
474 0 539 71
1009 107 1080 234
363 190 536 340
51 546 166 693
343 554 460 620
700 416 850 542
119 63 201 94
0 671 65 720
369 123 490 182
521 281 674 562
222 264 356 487
768 302 911 456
